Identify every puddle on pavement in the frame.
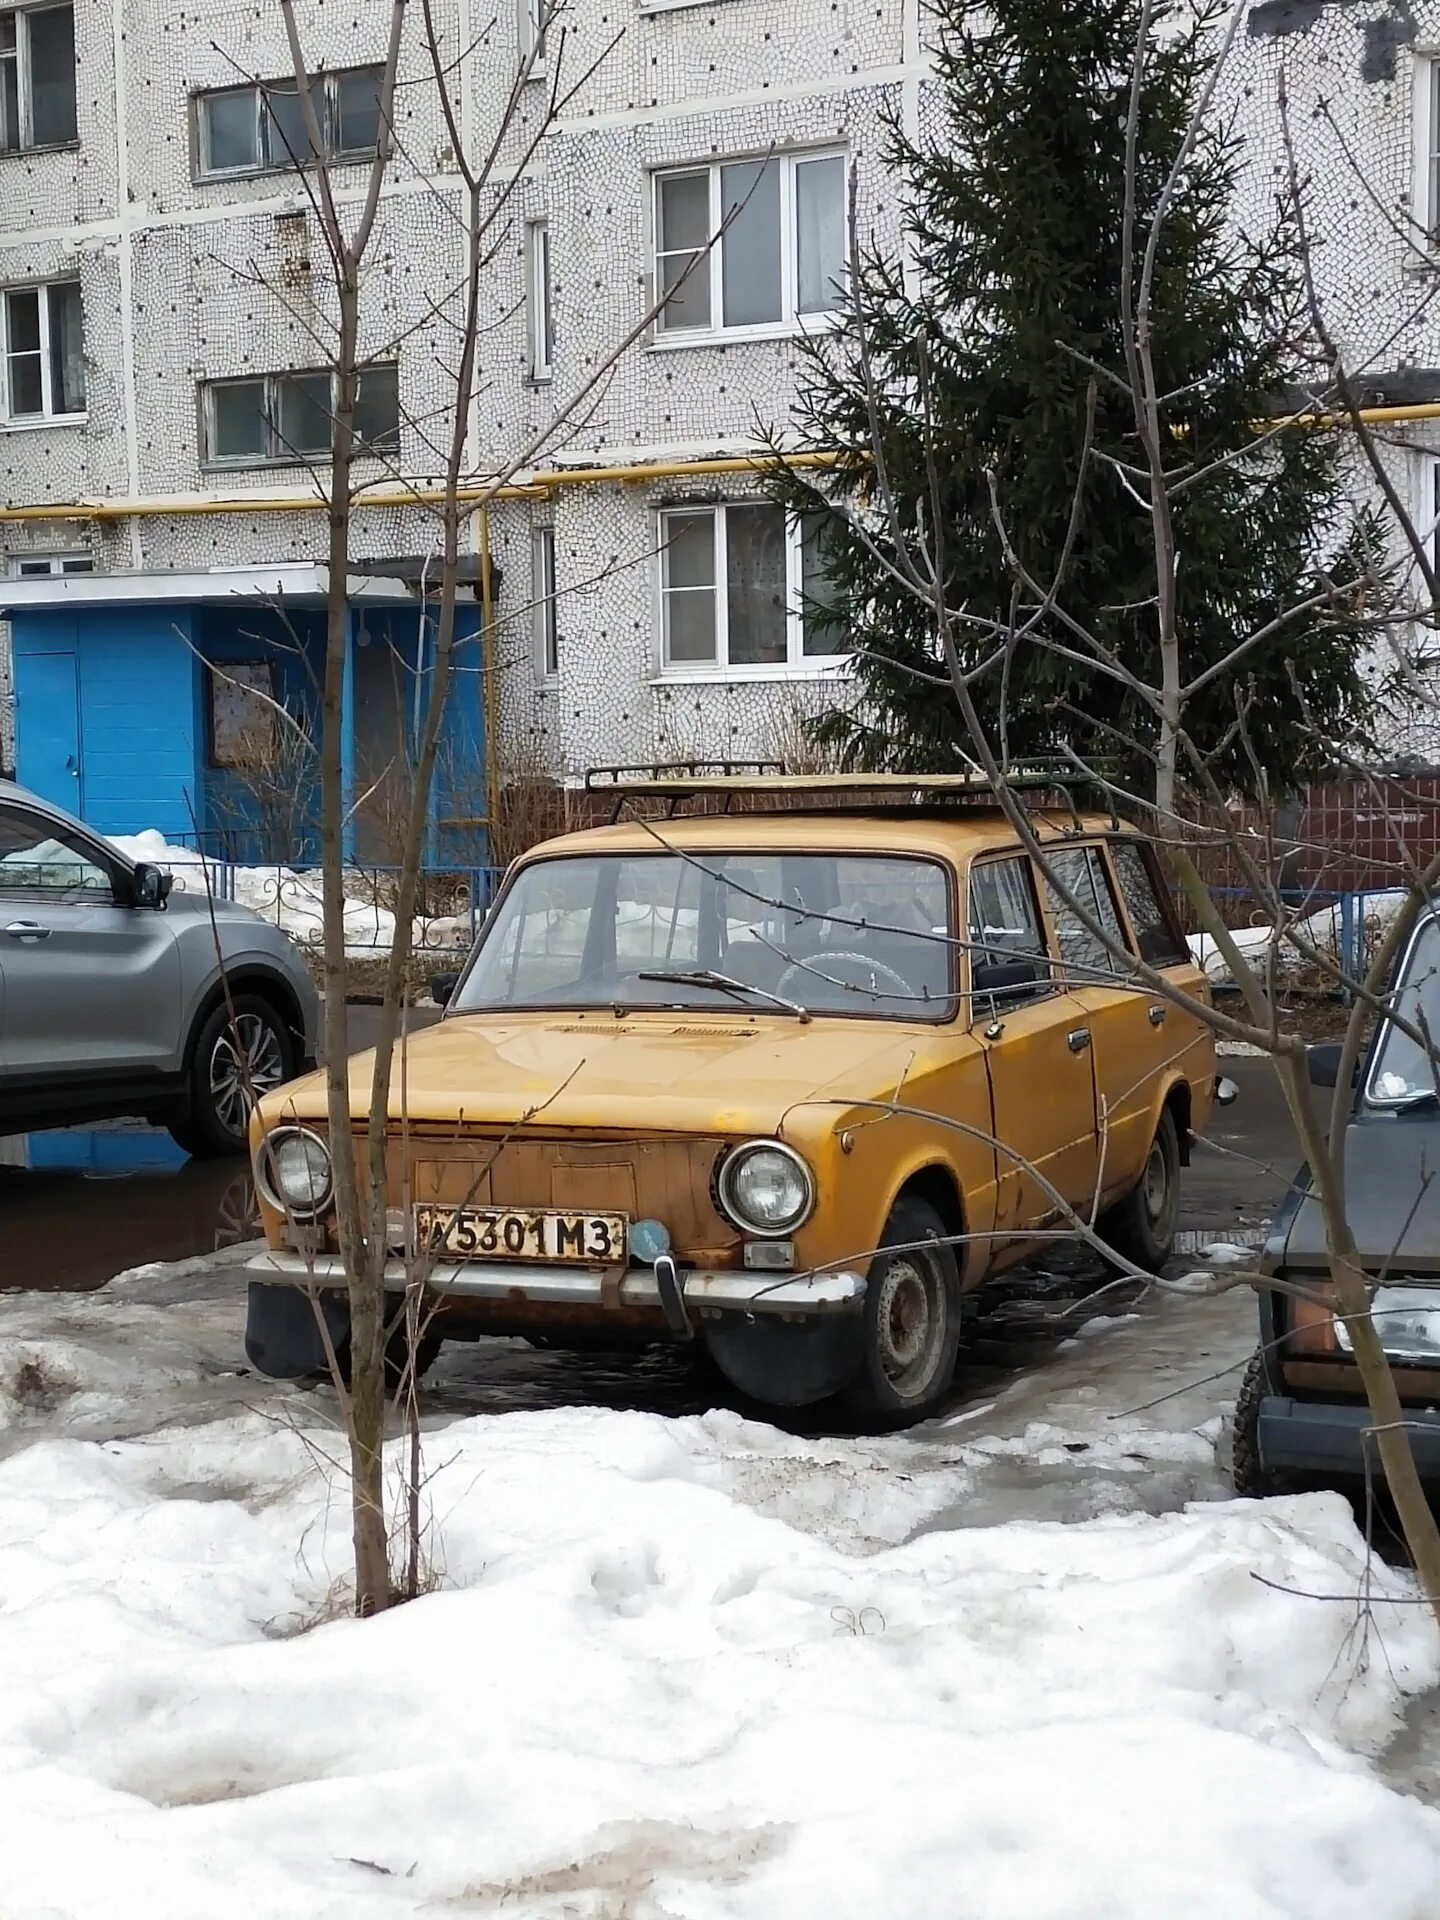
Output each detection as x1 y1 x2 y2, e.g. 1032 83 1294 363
0 1128 258 1292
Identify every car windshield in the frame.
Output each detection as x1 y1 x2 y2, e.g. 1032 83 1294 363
454 851 955 1020
1369 915 1440 1104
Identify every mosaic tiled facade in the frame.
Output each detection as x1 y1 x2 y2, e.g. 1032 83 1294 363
4 0 1440 781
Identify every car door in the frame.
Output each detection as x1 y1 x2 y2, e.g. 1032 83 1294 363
967 852 1100 1236
0 800 182 1084
1037 840 1186 1206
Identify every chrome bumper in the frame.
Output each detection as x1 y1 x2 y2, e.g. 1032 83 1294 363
246 1249 865 1316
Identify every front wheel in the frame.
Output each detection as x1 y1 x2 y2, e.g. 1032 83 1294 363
170 993 295 1158
1231 1349 1288 1497
843 1193 961 1425
1097 1107 1180 1272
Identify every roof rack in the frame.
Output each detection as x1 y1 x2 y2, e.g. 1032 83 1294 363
584 761 1118 826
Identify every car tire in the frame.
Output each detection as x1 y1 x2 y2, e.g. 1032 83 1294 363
169 992 295 1159
843 1193 961 1426
1231 1348 1287 1497
1097 1106 1181 1272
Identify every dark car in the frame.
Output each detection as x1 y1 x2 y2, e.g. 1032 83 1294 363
1235 911 1440 1498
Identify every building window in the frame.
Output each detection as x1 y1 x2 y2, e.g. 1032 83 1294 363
533 526 558 679
208 662 278 771
654 150 846 337
518 0 548 67
0 4 76 151
8 551 91 575
1 280 84 422
526 220 552 381
658 503 844 672
195 64 386 177
201 365 400 466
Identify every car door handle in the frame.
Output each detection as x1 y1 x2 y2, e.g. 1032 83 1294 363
1148 1003 1167 1027
4 921 51 941
1067 1027 1090 1053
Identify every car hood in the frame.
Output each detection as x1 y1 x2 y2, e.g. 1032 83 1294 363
1270 1118 1440 1276
267 1011 933 1137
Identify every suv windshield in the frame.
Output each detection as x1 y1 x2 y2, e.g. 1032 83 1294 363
1370 915 1440 1105
454 851 955 1020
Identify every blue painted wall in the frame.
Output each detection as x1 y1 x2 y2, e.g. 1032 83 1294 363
10 598 488 865
12 607 202 839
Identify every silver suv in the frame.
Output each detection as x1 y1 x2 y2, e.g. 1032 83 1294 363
0 780 319 1156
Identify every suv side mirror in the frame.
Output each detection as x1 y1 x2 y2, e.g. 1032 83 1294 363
1306 1042 1355 1089
130 862 172 910
430 971 459 1008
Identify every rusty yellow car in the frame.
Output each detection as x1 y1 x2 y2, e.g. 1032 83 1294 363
244 771 1222 1423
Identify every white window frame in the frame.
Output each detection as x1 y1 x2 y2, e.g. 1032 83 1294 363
1412 52 1440 252
193 64 388 179
0 3 76 153
533 525 558 680
518 0 548 70
0 278 84 425
526 219 552 381
652 148 847 343
655 501 846 678
8 551 91 576
200 364 400 469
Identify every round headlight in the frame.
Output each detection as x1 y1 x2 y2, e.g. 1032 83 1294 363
257 1126 333 1220
717 1141 814 1236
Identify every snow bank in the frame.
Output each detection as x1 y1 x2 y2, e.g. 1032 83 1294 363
108 830 473 959
0 1399 1435 1919
1188 891 1409 989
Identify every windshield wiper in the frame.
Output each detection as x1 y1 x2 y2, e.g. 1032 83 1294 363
637 967 812 1023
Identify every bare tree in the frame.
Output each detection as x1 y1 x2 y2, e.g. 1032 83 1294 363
229 0 731 1611
770 1 1440 1623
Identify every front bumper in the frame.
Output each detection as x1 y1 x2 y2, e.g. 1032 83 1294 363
245 1249 865 1316
1259 1393 1440 1482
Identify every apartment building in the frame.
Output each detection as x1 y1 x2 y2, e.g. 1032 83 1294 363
0 0 909 854
0 0 1438 855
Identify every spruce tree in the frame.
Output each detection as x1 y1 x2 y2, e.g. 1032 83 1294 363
772 0 1386 793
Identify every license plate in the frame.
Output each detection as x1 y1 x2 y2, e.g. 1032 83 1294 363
413 1204 628 1265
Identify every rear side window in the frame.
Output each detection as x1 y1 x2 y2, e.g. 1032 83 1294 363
1043 846 1130 983
1109 841 1187 966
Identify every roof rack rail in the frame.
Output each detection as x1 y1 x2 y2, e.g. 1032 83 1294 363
583 760 1119 825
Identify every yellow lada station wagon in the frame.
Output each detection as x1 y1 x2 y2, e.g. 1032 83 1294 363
245 771 1222 1423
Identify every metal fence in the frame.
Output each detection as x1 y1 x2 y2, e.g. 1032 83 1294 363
148 847 506 958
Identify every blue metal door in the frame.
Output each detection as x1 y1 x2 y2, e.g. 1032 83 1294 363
16 650 82 811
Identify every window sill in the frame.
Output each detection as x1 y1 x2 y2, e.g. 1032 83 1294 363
649 659 850 685
647 315 843 351
0 138 80 161
527 371 554 387
0 412 87 434
192 154 380 187
199 450 399 474
639 0 737 13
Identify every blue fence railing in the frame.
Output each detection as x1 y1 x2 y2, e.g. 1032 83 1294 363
1189 885 1402 997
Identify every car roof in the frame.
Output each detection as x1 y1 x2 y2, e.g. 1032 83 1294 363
523 809 1133 863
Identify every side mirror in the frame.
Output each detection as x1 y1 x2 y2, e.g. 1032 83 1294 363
430 971 459 1008
130 862 171 910
972 957 1041 997
1306 1042 1354 1089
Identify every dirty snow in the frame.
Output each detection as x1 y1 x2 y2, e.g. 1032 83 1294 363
0 1271 1437 1918
1188 891 1407 989
108 830 473 958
